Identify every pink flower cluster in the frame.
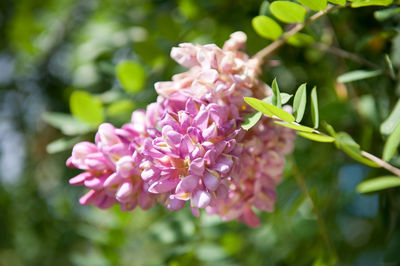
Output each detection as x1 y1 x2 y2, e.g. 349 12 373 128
67 32 295 227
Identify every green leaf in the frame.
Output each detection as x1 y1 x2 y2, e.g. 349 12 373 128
42 112 95 136
374 7 400 21
337 70 382 83
287 33 314 47
242 112 263 131
310 86 319 128
116 61 146 93
297 0 328 11
252 16 283 40
335 132 380 167
70 91 104 124
356 176 400 193
293 83 307 123
381 99 400 136
270 1 307 23
46 137 82 154
274 121 314 132
264 93 292 105
328 0 346 5
383 122 400 161
271 78 281 107
297 131 335 142
107 99 135 117
244 97 295 122
244 97 274 116
351 0 393 8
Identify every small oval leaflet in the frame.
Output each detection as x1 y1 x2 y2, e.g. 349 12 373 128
252 16 283 40
297 0 327 11
356 176 400 193
270 1 306 23
116 61 146 93
70 91 104 124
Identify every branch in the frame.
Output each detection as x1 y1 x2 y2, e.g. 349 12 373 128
252 5 344 64
361 151 400 177
314 43 396 80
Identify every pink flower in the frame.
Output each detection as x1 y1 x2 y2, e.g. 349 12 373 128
67 31 295 227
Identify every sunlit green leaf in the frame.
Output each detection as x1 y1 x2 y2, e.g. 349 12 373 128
351 0 393 8
311 86 319 128
252 16 282 40
42 112 95 136
297 0 328 11
383 122 400 161
357 176 400 193
116 61 146 93
274 121 314 132
337 70 382 83
381 99 400 136
70 91 104 124
271 78 281 107
242 112 263 131
270 1 306 23
293 83 307 122
328 0 346 5
375 7 400 21
287 33 314 47
264 93 293 105
297 131 335 142
244 97 274 116
244 97 295 122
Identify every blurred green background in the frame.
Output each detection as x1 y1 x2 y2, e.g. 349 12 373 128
1 0 400 265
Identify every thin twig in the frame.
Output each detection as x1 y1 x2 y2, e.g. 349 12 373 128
289 156 339 263
361 151 400 177
253 5 344 64
313 43 396 80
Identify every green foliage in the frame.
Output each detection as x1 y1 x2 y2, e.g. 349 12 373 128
252 16 283 40
242 112 262 131
297 131 336 142
42 112 95 136
356 176 400 193
244 97 295 122
270 1 307 23
297 0 328 11
271 78 282 107
293 83 307 122
310 86 319 129
328 0 346 5
381 99 400 136
374 7 400 21
274 121 314 132
116 61 146 94
351 0 393 7
383 122 400 161
337 69 383 83
70 91 104 124
287 33 314 47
